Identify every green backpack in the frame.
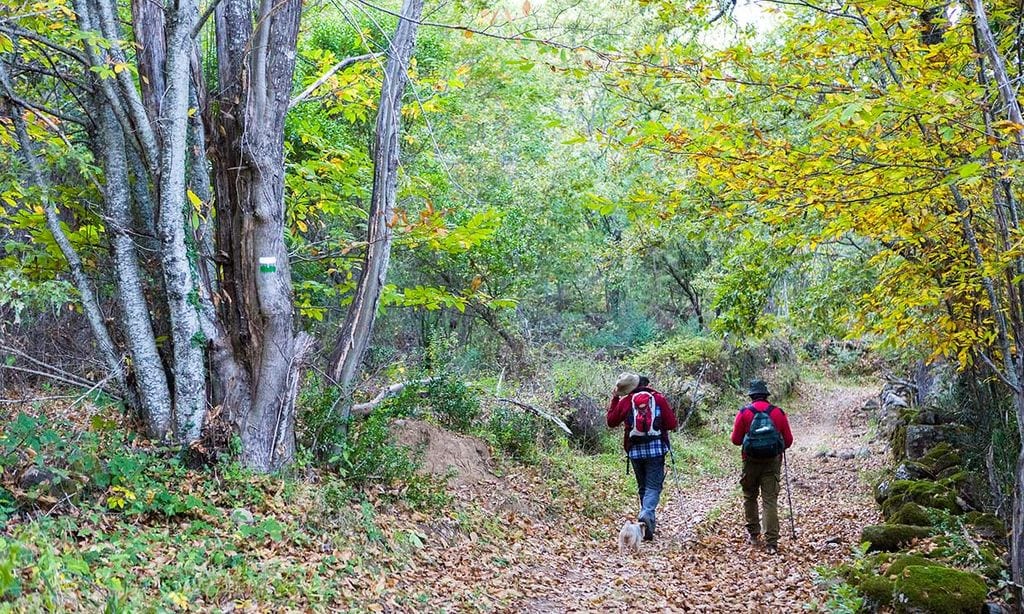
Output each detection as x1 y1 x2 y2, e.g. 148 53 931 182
742 405 784 459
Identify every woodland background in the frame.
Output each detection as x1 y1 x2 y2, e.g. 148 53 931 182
2 0 1024 610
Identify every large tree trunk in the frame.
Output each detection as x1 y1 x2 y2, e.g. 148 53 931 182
208 0 307 471
328 0 425 401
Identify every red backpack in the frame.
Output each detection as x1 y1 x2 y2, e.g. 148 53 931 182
628 391 662 443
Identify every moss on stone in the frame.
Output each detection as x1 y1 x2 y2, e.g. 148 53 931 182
856 573 894 605
880 479 960 515
975 545 1008 580
919 442 962 474
939 470 969 486
892 565 986 614
861 524 933 552
890 424 907 462
899 407 920 423
885 553 933 576
887 502 934 526
894 460 934 480
965 511 1007 538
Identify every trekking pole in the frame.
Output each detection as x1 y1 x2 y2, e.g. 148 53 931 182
783 451 796 540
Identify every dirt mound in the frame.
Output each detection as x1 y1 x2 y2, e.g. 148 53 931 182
392 419 494 486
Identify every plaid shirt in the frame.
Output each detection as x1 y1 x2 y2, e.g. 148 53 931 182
628 403 668 459
627 436 668 459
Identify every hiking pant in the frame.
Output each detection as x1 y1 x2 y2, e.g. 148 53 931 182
630 455 665 536
740 456 782 546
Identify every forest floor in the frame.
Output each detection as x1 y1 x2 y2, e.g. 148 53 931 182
0 376 884 612
390 378 884 612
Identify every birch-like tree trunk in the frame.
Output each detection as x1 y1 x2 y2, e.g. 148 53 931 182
328 0 425 401
156 0 206 442
97 107 173 438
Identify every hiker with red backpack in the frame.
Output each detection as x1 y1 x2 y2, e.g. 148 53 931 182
607 372 678 542
730 379 794 554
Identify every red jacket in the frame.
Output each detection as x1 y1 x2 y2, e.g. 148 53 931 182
731 400 793 459
607 387 678 451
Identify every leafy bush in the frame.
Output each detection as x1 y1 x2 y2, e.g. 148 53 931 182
422 378 480 433
337 406 450 509
487 406 539 462
297 374 346 462
551 358 616 401
340 411 419 487
630 334 723 374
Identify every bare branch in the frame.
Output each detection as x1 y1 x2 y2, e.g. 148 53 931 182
0 365 122 399
192 0 224 38
494 397 573 436
350 377 439 416
288 52 381 108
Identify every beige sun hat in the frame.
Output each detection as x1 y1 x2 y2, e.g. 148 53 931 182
615 372 640 397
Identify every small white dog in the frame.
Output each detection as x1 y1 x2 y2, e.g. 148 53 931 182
618 520 644 554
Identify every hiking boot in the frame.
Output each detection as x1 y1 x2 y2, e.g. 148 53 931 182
765 544 779 555
747 533 762 546
640 517 654 541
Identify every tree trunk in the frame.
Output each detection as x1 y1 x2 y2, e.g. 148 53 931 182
1013 442 1024 584
328 0 425 401
97 106 173 438
207 0 307 471
129 0 166 123
157 0 206 442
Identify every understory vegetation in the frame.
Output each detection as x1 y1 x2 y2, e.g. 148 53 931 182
0 330 788 610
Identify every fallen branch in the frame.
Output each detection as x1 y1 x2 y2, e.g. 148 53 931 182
350 377 438 417
0 364 121 398
494 397 572 436
0 344 97 387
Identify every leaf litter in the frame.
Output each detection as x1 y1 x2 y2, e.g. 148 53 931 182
380 381 882 612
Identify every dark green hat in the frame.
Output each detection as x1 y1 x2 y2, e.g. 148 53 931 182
748 379 770 397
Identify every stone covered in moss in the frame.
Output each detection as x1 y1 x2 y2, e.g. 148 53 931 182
965 512 1007 540
919 442 962 474
906 425 963 460
885 553 933 576
879 479 960 515
887 502 934 526
893 460 934 481
856 573 894 606
890 424 907 462
893 565 986 614
861 524 932 552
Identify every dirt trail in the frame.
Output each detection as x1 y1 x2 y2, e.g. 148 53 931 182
513 380 884 612
391 380 883 612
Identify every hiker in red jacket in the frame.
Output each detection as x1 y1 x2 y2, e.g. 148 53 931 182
607 372 678 542
731 379 793 554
